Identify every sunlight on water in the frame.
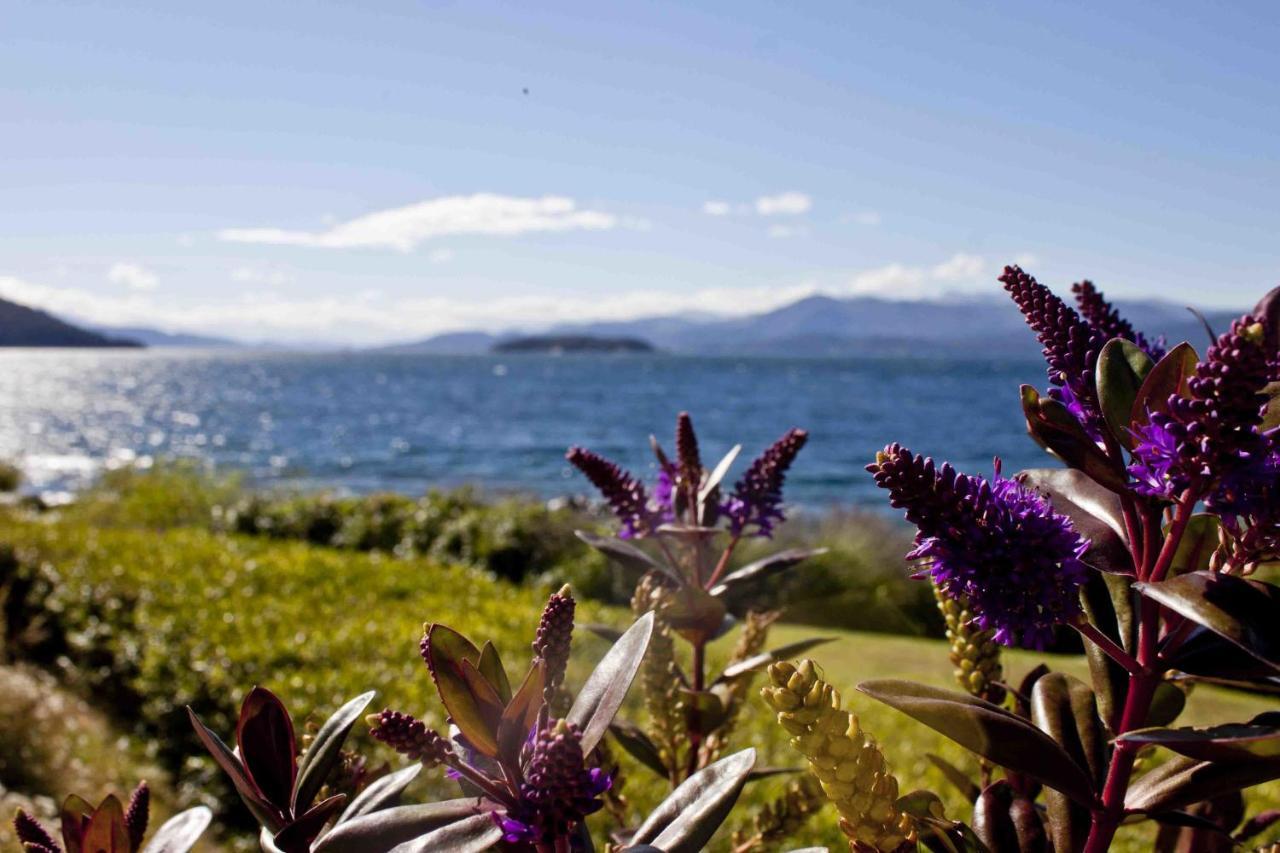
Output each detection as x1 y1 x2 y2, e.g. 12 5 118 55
0 349 1049 505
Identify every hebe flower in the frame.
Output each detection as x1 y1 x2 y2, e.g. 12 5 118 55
367 709 453 767
868 444 1090 649
1072 279 1166 360
532 584 575 700
1001 265 1108 432
496 720 612 844
723 428 809 537
1129 316 1274 500
566 446 656 538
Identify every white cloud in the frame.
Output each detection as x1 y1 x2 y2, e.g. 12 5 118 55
428 248 455 264
931 252 985 281
754 192 811 216
702 200 731 216
231 266 294 286
842 253 991 299
218 193 620 252
107 262 159 291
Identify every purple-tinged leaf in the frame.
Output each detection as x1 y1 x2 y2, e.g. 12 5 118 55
424 624 500 757
1166 625 1280 684
609 721 669 778
81 796 131 853
973 780 1048 853
496 660 545 763
315 800 488 853
568 611 654 754
476 642 512 705
294 691 375 814
1136 571 1280 672
858 679 1095 805
186 706 279 828
236 687 298 812
628 748 756 853
272 794 346 853
139 807 212 853
1120 719 1280 763
1131 342 1198 432
1031 673 1104 853
1017 468 1132 574
925 754 981 803
575 531 682 585
715 636 835 683
709 548 828 597
1097 338 1154 450
1125 755 1280 814
387 812 503 852
1020 386 1129 493
336 765 422 824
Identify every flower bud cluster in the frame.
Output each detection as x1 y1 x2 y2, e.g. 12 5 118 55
631 573 685 773
761 660 915 852
367 709 453 767
533 584 575 700
935 586 1004 704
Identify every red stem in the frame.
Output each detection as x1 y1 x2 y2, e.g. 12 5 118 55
704 535 740 589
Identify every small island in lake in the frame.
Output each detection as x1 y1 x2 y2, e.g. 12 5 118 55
492 335 655 354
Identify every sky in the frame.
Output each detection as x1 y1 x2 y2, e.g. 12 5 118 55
2 1 1279 344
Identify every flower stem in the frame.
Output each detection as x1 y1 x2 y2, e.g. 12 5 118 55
1072 620 1142 676
705 534 740 589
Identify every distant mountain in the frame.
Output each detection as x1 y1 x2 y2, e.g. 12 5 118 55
0 297 142 347
89 325 240 348
380 331 499 355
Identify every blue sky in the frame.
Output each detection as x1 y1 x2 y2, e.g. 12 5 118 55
2 1 1278 343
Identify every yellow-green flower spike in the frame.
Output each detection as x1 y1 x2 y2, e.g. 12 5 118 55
761 660 916 853
935 585 1005 705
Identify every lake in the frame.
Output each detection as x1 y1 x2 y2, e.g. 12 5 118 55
0 349 1053 507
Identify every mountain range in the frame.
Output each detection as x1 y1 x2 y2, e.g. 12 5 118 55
382 293 1240 357
0 297 142 347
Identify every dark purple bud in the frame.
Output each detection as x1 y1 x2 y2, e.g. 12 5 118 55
675 411 702 508
532 584 575 699
1001 266 1108 429
566 447 653 538
723 428 808 537
368 709 453 767
1072 279 1165 360
868 444 1090 649
124 782 149 850
501 719 610 843
13 810 61 853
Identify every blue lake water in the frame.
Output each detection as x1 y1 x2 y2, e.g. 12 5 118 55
0 349 1054 507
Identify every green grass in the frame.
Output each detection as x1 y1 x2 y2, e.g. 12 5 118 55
3 503 1277 852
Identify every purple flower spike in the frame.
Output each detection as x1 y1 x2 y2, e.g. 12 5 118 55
368 709 453 767
1072 279 1166 360
868 444 1091 649
13 810 60 853
1128 417 1191 499
533 584 575 697
724 428 809 537
124 782 150 850
498 719 612 844
1001 265 1108 431
566 446 654 538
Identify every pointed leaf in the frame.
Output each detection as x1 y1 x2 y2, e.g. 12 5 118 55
576 531 684 585
388 812 502 852
1020 386 1128 492
1166 625 1280 683
715 637 835 683
858 679 1094 805
424 624 500 757
973 780 1048 853
497 660 545 763
925 753 981 803
273 794 346 852
1125 755 1280 814
82 796 130 853
1097 338 1154 449
1136 571 1280 671
337 764 422 823
1131 342 1198 431
629 748 756 853
1120 719 1280 763
1016 468 1132 574
709 548 828 597
584 623 624 643
315 799 487 853
139 807 212 853
187 706 279 828
237 686 298 811
62 794 95 853
700 445 741 501
1031 673 1104 853
294 691 375 814
477 642 512 705
610 721 670 778
568 611 654 753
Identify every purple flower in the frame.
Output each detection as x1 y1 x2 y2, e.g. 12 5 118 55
1072 279 1166 360
1001 265 1109 433
1128 417 1191 499
368 709 453 767
868 444 1090 649
566 447 656 538
723 428 809 537
532 584 575 699
496 719 611 844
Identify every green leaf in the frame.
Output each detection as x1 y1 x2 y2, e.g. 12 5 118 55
1125 755 1280 814
1016 468 1132 574
714 636 835 683
313 800 489 853
1120 719 1280 763
1165 515 1220 577
423 624 500 757
477 641 512 705
1020 386 1128 493
1145 681 1187 728
857 679 1094 805
568 611 655 753
138 807 212 853
1097 338 1154 449
610 721 670 778
1136 571 1280 672
1131 342 1198 432
708 548 828 597
336 764 421 823
628 748 757 853
293 691 375 814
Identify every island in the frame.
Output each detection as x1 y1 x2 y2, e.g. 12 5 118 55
491 335 655 354
0 296 142 347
